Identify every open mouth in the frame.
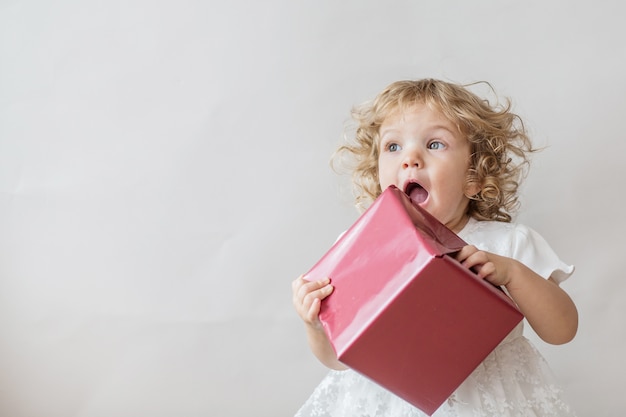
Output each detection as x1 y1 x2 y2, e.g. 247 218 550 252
405 181 428 204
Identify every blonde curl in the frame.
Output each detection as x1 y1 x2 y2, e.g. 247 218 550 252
331 79 536 222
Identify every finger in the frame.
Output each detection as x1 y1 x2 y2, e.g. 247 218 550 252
296 277 330 301
291 275 306 306
476 262 497 281
291 275 318 301
291 274 305 292
292 275 312 301
455 245 477 263
301 283 334 309
305 297 322 322
462 250 489 270
293 279 330 312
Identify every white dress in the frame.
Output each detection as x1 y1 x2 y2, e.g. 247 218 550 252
294 218 577 417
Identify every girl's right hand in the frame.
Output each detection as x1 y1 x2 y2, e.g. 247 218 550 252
292 275 346 370
291 275 334 329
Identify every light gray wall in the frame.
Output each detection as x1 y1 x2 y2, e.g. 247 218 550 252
1 1 622 416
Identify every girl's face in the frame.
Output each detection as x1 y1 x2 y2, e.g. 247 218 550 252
377 103 478 233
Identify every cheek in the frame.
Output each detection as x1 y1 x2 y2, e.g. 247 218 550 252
377 172 389 189
377 161 395 188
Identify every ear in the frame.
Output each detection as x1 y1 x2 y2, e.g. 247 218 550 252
464 181 481 198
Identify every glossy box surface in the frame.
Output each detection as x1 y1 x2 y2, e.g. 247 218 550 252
304 186 523 415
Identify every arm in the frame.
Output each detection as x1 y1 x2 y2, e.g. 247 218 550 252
456 246 578 345
291 275 348 370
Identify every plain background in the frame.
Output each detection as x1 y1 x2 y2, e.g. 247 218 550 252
1 1 624 416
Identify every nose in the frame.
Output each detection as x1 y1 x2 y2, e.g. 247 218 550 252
401 148 421 169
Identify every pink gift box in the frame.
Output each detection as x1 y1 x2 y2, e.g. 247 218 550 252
304 185 523 415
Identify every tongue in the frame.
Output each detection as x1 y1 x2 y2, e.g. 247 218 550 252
409 186 428 204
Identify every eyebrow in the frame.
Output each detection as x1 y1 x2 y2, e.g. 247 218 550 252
380 124 457 136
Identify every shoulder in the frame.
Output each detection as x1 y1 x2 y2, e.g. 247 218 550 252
458 218 532 257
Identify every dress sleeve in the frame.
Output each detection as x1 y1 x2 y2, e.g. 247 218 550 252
511 225 575 284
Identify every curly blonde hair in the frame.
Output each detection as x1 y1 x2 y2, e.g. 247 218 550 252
332 79 536 222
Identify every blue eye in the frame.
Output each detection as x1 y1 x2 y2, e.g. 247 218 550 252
387 143 400 152
428 141 445 150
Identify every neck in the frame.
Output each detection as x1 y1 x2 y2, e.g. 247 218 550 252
446 215 470 234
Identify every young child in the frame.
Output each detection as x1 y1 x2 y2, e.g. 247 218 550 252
291 79 578 417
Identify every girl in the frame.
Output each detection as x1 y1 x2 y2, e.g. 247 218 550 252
291 79 578 417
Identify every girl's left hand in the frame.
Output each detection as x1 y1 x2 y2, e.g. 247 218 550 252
455 245 514 287
456 244 578 345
